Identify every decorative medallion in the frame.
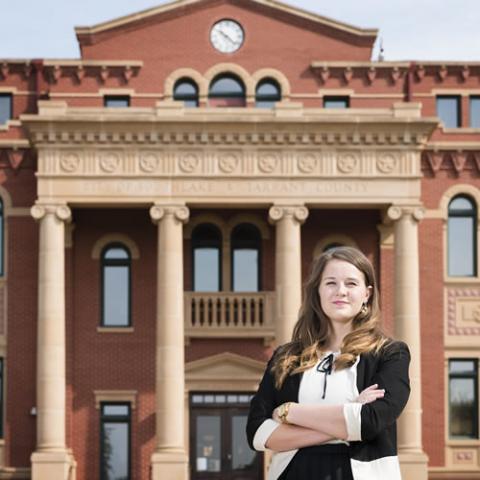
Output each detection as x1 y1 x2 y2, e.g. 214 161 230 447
258 153 278 173
99 153 120 173
297 153 317 173
218 153 239 174
139 153 158 173
60 153 80 173
179 153 199 173
376 153 397 174
337 153 358 174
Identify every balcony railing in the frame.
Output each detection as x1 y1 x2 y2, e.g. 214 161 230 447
184 291 275 341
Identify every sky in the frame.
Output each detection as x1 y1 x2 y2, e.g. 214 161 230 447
0 0 479 61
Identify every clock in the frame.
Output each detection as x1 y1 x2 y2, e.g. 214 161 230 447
210 19 244 53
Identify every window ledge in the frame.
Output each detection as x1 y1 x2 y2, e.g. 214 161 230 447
94 390 137 409
444 277 480 285
446 439 480 446
97 327 134 333
442 127 480 133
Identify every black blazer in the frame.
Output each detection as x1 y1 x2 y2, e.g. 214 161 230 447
246 340 410 465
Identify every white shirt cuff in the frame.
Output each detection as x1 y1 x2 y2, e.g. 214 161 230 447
253 419 281 451
343 403 362 441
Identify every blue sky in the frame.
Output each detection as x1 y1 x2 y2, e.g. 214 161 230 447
0 0 479 60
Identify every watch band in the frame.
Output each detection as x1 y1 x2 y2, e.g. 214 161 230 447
279 402 292 424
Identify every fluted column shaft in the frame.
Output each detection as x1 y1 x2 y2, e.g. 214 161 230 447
31 204 71 451
268 205 308 344
387 205 425 455
150 204 189 477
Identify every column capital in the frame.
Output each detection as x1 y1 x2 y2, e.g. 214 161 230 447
149 204 190 225
30 204 72 223
268 205 309 225
384 205 425 224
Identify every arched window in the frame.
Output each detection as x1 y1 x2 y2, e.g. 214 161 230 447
208 74 246 107
255 78 281 108
231 223 261 292
0 199 3 276
192 224 222 291
101 244 131 327
173 78 199 107
448 195 477 276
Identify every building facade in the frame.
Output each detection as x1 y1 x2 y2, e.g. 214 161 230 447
0 0 479 478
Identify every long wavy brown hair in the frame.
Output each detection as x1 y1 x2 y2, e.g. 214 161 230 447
271 246 388 389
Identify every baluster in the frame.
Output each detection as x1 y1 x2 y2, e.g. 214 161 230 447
245 297 252 326
212 297 218 327
254 296 260 327
220 296 226 327
229 296 235 326
194 296 200 326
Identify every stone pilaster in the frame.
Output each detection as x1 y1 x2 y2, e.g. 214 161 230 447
268 205 308 344
149 204 190 480
387 205 429 480
30 204 73 480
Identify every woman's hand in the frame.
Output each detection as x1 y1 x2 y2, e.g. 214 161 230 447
356 384 385 404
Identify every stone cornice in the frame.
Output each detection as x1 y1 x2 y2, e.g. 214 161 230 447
21 101 437 148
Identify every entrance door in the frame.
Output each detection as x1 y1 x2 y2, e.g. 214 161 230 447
190 393 262 480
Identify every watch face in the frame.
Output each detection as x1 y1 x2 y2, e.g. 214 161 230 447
210 19 244 53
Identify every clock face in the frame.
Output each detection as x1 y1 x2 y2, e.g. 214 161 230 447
210 19 244 53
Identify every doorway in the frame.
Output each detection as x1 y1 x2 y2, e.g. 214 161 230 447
190 393 262 480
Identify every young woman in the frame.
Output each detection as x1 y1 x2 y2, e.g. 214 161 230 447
246 246 410 480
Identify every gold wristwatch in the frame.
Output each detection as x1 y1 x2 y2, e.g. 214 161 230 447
278 402 292 424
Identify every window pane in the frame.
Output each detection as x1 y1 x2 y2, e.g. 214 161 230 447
450 197 474 212
103 405 129 416
232 415 256 470
210 77 244 96
103 266 129 326
233 249 258 292
450 360 476 375
324 97 349 108
175 81 197 96
102 422 129 480
450 378 476 437
194 248 220 292
437 97 460 128
448 217 475 276
0 95 11 124
470 97 480 128
196 416 221 472
256 82 279 97
105 96 129 107
104 247 129 260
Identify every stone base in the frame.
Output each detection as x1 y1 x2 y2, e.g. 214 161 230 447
31 451 73 480
151 450 189 480
399 451 429 480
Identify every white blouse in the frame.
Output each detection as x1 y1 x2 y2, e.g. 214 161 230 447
253 352 361 480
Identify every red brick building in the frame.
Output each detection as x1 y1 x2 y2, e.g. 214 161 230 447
0 0 479 479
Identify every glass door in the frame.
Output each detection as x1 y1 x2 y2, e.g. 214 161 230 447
190 393 262 480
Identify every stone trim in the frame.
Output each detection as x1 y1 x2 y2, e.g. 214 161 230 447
91 233 140 259
93 390 137 409
164 68 208 100
251 68 291 99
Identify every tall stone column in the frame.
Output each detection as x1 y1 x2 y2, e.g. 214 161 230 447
150 204 190 480
387 205 429 480
268 205 308 344
30 204 73 480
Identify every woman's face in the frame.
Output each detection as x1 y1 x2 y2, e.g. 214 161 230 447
318 258 372 327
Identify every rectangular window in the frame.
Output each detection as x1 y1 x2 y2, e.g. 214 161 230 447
470 96 480 128
104 96 130 108
0 94 12 124
101 403 131 480
449 359 478 438
323 96 349 109
436 96 461 128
